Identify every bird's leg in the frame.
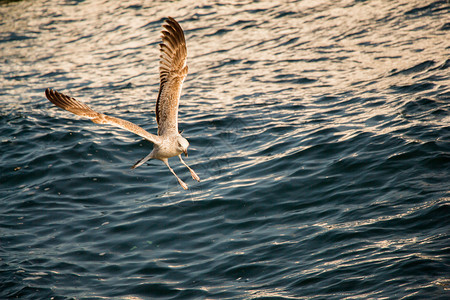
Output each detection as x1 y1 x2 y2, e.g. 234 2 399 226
163 159 188 190
179 155 200 182
131 152 153 169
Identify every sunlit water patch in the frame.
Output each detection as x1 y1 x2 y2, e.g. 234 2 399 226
1 0 449 299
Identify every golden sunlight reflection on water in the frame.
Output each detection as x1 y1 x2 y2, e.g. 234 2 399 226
1 0 449 299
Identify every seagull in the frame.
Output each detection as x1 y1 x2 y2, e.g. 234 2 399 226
45 17 200 190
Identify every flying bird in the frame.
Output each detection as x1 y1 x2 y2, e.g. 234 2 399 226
45 17 200 190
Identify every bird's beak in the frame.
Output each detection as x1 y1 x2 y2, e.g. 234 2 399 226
183 150 188 157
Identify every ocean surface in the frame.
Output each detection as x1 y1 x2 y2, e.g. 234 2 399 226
1 0 449 299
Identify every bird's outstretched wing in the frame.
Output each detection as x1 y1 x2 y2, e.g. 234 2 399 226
45 88 160 145
156 17 188 136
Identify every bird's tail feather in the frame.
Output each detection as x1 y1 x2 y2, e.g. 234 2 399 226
131 152 153 169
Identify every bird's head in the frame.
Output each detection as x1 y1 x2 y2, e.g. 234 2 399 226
177 135 189 157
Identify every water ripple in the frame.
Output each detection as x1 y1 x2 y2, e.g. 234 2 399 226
1 0 449 299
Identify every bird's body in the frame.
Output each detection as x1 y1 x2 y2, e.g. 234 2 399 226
154 136 186 160
44 17 200 190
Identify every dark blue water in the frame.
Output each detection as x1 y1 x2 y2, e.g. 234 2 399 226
1 0 449 298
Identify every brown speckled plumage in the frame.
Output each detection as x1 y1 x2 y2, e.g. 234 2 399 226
156 17 188 136
44 17 199 190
